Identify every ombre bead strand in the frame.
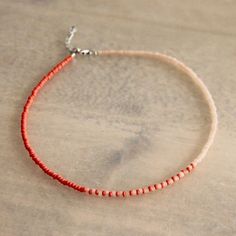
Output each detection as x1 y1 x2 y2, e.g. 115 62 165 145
21 49 216 198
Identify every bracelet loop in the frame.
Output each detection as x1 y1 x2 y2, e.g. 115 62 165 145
20 27 218 198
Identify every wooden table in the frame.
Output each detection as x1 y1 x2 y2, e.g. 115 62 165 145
0 1 235 235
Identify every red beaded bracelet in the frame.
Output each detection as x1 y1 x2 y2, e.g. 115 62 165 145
21 26 218 198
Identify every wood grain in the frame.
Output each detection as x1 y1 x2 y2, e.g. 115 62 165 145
0 1 235 235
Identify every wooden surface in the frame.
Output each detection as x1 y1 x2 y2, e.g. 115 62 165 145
0 1 236 235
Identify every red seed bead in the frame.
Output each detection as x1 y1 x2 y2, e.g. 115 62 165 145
116 191 122 197
95 189 99 195
129 190 134 196
48 72 54 78
81 187 86 192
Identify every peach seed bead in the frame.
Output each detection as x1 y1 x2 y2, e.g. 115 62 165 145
173 175 180 182
143 187 149 194
167 178 174 185
161 181 168 188
178 171 185 178
139 188 144 195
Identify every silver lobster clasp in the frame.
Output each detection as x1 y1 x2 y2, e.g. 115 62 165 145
65 26 97 56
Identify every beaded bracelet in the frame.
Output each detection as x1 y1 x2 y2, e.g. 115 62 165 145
21 26 218 198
